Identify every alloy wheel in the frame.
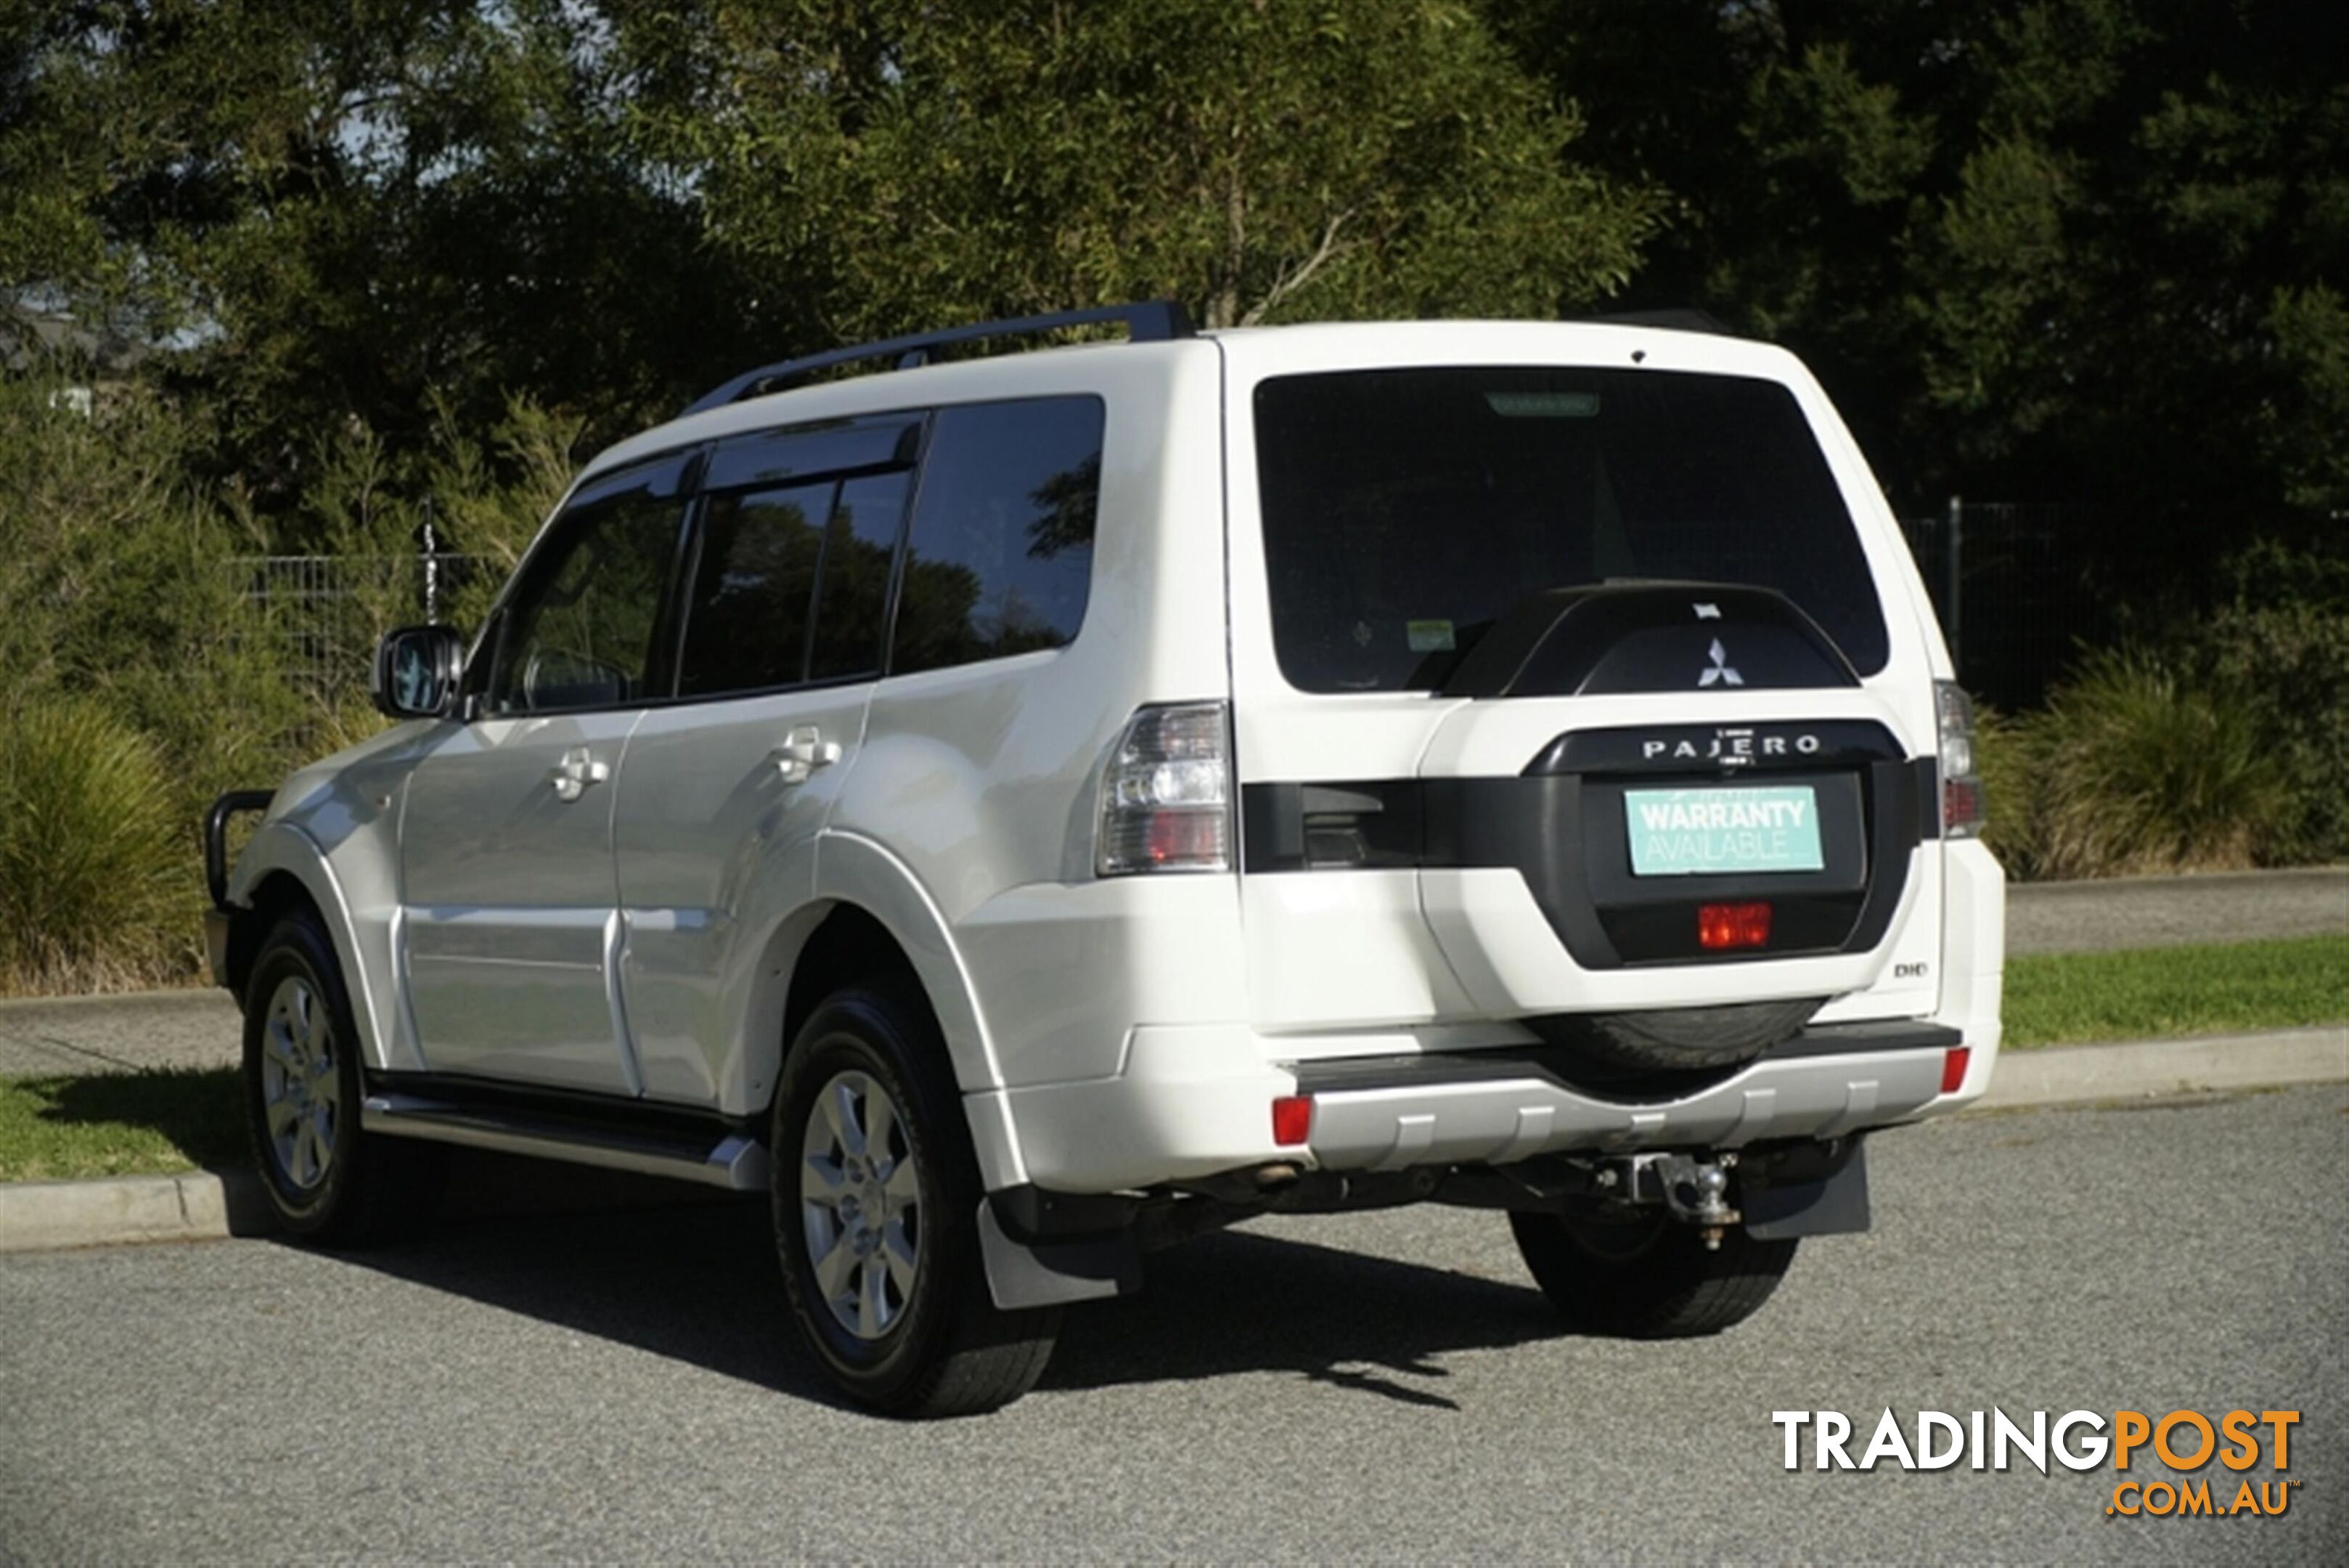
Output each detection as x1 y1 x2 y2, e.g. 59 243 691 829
259 973 340 1191
798 1069 923 1341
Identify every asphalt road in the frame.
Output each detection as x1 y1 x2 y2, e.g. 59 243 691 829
2 1086 2342 1563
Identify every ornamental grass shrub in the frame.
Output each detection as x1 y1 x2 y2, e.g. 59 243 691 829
2019 648 2295 880
0 695 184 989
1969 537 2345 882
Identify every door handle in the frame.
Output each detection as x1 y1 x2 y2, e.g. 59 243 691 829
767 725 842 785
548 746 610 802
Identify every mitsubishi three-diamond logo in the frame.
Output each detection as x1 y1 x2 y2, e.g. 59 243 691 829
1699 638 1744 687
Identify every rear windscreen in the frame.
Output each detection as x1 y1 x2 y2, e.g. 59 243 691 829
1252 366 1889 692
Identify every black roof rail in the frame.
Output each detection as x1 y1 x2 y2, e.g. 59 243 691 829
679 299 1196 417
1586 307 1733 335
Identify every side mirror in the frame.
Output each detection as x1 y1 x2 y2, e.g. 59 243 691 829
372 624 466 719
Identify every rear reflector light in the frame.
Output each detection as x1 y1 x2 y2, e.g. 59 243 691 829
1096 702 1233 875
1271 1095 1313 1147
1697 902 1772 950
1940 1046 1972 1094
1936 680 1986 838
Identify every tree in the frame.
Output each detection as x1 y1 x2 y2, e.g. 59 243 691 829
619 0 1661 340
0 1 746 532
1490 0 2348 592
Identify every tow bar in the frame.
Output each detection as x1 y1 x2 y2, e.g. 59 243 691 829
1594 1151 1742 1249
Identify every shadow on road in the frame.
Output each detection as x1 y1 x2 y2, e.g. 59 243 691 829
1045 1230 1557 1410
320 1182 1560 1414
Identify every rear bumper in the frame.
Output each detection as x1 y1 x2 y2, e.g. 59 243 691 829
993 1016 1974 1193
1294 1019 1956 1172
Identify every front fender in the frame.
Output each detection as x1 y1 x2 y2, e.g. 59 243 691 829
224 820 417 1071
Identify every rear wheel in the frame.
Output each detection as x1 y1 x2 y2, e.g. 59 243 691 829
1510 1204 1797 1338
772 984 1058 1417
241 911 442 1244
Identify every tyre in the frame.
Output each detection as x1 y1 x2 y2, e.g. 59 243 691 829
1510 1204 1798 1338
772 983 1059 1417
241 910 443 1245
1547 996 1825 1072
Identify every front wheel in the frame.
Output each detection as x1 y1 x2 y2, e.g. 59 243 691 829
241 910 442 1244
772 984 1058 1417
1510 1205 1798 1338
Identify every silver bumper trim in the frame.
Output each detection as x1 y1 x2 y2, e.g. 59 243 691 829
1302 1047 1947 1172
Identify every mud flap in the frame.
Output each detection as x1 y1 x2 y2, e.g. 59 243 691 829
976 1199 1142 1310
1742 1139 1874 1238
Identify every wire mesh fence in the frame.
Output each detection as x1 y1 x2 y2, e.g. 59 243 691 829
1900 501 2104 709
225 553 483 696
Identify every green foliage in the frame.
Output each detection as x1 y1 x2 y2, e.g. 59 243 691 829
1968 702 2046 876
2168 542 2349 862
2262 285 2349 515
0 695 182 989
2012 649 2295 881
1 0 740 520
630 0 1659 338
1490 0 2349 585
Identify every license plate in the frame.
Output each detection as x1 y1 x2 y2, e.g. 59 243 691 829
1624 785 1824 876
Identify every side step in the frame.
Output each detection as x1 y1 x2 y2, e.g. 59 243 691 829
361 1091 770 1192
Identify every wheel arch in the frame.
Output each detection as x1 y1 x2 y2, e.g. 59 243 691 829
223 822 399 1070
736 831 1026 1191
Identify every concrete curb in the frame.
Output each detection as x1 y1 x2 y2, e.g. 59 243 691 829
0 1167 274 1254
3 1026 2343 1254
1971 1025 2348 1111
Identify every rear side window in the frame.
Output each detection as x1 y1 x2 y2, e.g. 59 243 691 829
1253 367 1888 692
677 480 833 698
891 396 1105 676
810 472 910 682
671 414 919 700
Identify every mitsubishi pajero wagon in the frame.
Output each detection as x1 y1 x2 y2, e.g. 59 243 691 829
205 303 2005 1416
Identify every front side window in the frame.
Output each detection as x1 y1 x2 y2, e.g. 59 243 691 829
891 396 1105 676
1253 367 1889 693
484 486 683 714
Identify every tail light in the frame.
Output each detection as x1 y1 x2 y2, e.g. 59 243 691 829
1936 680 1986 838
1940 1046 1972 1095
1096 702 1233 875
1698 901 1773 950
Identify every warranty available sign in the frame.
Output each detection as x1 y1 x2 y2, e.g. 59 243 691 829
1773 1408 2303 1519
1626 785 1825 875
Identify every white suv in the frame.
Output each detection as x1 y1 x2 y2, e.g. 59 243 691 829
205 304 2003 1416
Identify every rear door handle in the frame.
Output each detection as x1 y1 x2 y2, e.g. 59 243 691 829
768 725 842 785
548 746 610 802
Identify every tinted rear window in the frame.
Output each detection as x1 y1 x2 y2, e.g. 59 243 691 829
891 396 1105 675
1253 367 1887 692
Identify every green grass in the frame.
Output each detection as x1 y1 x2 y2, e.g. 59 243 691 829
2005 934 2349 1048
0 1067 245 1183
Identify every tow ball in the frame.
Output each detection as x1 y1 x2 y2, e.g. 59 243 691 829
1594 1151 1742 1250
